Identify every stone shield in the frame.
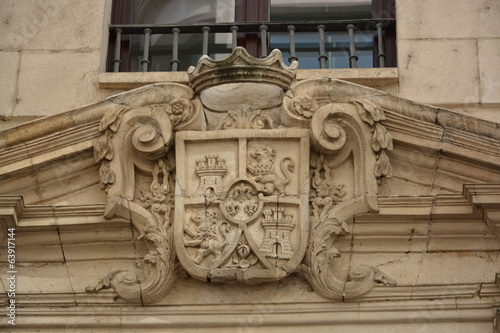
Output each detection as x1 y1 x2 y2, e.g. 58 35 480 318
174 129 310 282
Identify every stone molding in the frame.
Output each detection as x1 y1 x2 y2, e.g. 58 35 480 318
0 299 495 330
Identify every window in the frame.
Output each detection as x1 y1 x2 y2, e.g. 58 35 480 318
107 0 396 72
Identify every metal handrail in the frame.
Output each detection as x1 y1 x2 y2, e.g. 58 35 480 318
109 19 396 72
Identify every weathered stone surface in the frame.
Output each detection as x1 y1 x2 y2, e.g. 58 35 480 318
416 252 499 284
398 39 480 105
478 38 500 104
0 0 107 51
397 0 500 39
0 52 20 118
15 51 101 116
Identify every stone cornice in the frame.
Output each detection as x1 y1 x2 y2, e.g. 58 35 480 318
0 196 117 228
0 80 498 154
0 295 496 327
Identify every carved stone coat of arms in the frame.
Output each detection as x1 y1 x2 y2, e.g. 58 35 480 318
89 47 396 304
175 129 309 282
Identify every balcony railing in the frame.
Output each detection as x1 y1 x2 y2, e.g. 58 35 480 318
108 19 396 73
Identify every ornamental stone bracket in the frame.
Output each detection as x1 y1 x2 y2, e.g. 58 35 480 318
87 47 396 304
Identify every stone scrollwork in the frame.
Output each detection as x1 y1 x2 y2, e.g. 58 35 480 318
304 213 397 299
216 106 274 130
301 94 397 300
303 153 396 300
88 84 203 304
87 158 178 304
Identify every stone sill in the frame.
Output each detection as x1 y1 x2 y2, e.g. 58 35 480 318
98 68 398 90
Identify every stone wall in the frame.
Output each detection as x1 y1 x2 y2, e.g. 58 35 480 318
397 0 500 121
0 0 112 125
0 0 498 122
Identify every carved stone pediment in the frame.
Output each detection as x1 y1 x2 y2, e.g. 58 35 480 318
84 47 402 303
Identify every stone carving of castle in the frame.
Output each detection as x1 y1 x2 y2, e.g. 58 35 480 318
260 208 295 259
195 154 227 195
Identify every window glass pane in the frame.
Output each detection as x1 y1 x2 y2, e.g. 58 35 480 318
270 0 373 69
130 0 235 71
270 0 372 20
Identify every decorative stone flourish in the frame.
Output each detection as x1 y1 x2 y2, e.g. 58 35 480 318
291 95 319 118
165 97 193 126
309 154 347 224
350 99 393 182
302 153 396 300
89 84 203 304
93 106 128 192
87 158 177 304
216 107 274 130
303 215 396 300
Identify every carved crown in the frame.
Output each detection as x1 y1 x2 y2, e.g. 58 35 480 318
188 47 298 93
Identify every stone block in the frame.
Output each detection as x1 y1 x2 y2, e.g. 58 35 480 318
15 245 65 263
62 241 138 261
478 38 500 104
1 263 73 293
0 0 108 51
14 51 101 117
385 146 438 191
398 39 480 105
352 236 427 253
0 52 20 117
416 252 498 284
350 253 424 285
397 0 500 39
445 104 500 124
66 259 137 292
427 235 500 252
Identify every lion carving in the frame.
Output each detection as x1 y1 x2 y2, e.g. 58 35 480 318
183 209 230 265
247 146 295 195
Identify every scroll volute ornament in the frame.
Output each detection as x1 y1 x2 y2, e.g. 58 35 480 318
89 83 204 304
282 79 396 300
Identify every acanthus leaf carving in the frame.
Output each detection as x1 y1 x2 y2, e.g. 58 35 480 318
88 158 178 304
351 99 394 182
89 84 203 304
302 153 396 300
216 107 274 130
303 214 396 300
